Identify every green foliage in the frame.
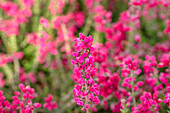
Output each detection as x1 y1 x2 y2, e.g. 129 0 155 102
168 107 170 113
120 104 129 113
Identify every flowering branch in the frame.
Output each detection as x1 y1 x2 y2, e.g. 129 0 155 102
72 33 100 112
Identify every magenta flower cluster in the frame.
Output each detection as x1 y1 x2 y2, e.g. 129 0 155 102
72 33 100 111
0 0 170 112
43 94 57 111
0 83 41 113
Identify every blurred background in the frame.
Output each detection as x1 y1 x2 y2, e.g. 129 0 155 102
0 0 170 113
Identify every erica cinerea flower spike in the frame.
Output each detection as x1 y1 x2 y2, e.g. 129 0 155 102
72 33 100 112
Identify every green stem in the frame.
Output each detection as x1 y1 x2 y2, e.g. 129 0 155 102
130 72 136 106
85 80 89 113
61 24 71 54
9 35 17 53
32 46 39 72
83 15 93 36
14 58 20 79
0 34 18 88
31 25 43 72
55 55 67 83
2 64 15 89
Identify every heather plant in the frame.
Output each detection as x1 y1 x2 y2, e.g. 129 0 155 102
72 33 100 112
0 0 170 113
0 83 41 113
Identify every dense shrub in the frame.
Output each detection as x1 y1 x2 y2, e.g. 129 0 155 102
0 0 170 113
